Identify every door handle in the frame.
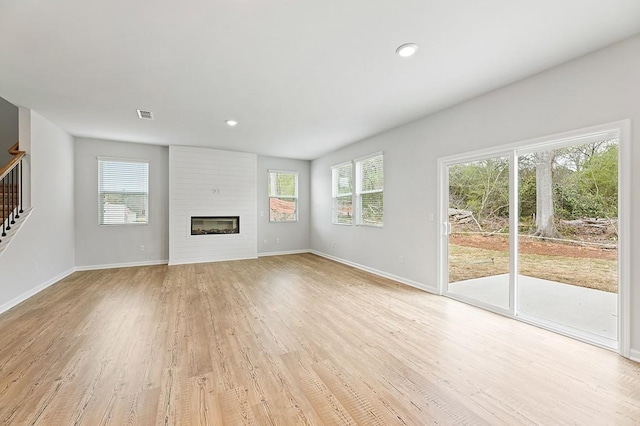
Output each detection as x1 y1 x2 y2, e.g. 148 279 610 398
443 221 451 235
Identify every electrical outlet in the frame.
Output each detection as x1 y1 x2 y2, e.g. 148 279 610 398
398 255 404 264
263 239 267 244
276 237 280 244
139 245 145 252
331 241 335 248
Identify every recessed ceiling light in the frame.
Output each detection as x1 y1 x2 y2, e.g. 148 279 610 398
225 119 238 127
395 43 418 58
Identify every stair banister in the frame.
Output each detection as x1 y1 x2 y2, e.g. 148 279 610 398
0 142 25 241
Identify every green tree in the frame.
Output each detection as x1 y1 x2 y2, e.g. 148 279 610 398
449 157 509 222
576 144 618 217
553 140 618 219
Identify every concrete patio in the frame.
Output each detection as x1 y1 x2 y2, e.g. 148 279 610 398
448 274 617 340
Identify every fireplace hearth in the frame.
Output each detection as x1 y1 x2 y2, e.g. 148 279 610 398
191 216 239 235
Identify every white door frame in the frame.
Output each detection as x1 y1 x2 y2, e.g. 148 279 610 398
437 120 631 357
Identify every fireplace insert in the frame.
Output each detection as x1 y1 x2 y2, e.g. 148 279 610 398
191 216 239 235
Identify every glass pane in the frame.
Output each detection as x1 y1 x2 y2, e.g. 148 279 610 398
100 192 148 224
334 195 352 224
336 165 352 195
269 197 297 222
517 140 618 340
447 156 510 310
268 172 297 197
360 191 383 225
360 155 383 192
99 161 148 192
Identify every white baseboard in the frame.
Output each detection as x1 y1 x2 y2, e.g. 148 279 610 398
75 259 169 271
0 267 75 316
629 349 640 363
258 249 311 257
168 256 257 266
310 250 437 294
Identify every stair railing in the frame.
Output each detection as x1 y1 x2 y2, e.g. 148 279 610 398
0 142 25 242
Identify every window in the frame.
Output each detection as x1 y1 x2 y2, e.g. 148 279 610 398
268 170 298 222
331 162 353 224
356 153 383 226
98 158 149 225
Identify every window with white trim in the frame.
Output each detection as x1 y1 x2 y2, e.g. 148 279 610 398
268 170 298 222
98 158 149 225
331 162 353 224
356 153 383 226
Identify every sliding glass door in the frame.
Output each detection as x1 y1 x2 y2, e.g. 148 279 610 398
516 140 619 343
446 155 512 313
440 123 627 351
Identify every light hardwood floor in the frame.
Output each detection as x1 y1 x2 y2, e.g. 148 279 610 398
0 253 639 425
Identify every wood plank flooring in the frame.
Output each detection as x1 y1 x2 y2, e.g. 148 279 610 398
0 253 639 425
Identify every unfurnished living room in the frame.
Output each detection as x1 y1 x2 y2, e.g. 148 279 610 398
1 0 640 424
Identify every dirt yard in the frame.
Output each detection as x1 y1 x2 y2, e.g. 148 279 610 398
451 234 617 260
449 234 618 293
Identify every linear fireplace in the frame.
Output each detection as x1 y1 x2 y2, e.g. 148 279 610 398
191 216 239 235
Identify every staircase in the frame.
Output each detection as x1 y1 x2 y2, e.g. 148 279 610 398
0 142 25 248
1 183 19 225
1 184 18 212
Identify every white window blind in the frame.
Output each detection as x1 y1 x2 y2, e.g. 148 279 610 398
98 158 149 225
331 162 353 224
268 170 298 222
356 153 383 226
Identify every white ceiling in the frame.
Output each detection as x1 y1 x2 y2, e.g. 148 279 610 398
1 1 639 160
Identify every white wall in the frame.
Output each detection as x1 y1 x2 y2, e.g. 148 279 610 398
17 108 31 209
0 96 18 165
169 146 257 265
74 138 169 269
0 110 75 312
310 35 640 353
257 156 310 255
311 135 432 291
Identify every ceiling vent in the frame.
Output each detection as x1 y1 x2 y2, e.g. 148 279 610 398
137 109 154 120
